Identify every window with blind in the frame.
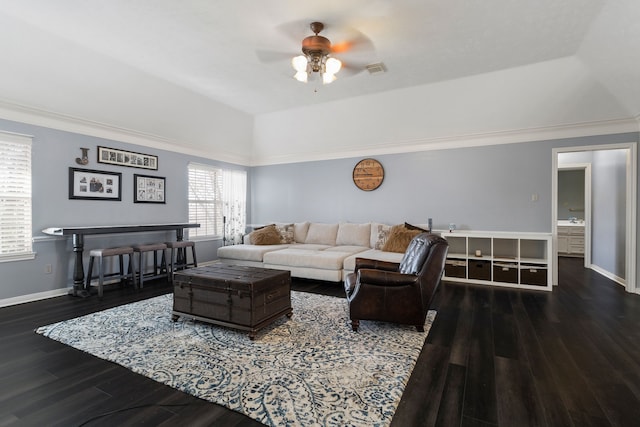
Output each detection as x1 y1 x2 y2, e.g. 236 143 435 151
0 132 33 261
188 163 246 242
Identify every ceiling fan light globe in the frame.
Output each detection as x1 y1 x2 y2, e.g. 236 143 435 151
294 70 308 83
325 57 341 74
322 72 336 84
292 55 308 72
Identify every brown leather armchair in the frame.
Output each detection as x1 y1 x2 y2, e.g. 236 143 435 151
344 233 448 332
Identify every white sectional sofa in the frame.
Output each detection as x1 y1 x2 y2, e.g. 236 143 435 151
217 222 425 282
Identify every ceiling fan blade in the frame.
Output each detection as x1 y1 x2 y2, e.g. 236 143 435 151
331 28 377 78
331 28 375 55
274 19 314 43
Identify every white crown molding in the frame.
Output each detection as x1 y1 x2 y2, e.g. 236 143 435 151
250 117 640 166
0 99 251 166
1 99 637 167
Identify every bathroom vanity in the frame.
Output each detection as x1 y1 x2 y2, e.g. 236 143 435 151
557 220 585 257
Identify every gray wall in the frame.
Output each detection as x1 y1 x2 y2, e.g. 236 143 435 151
0 114 638 302
592 150 627 277
251 133 637 232
252 143 552 231
0 118 245 301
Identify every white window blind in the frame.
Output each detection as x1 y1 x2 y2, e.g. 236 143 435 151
188 163 223 238
188 163 246 241
0 132 33 260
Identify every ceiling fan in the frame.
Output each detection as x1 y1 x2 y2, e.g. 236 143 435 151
292 21 342 84
257 20 377 84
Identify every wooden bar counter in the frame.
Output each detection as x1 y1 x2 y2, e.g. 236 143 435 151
42 223 199 297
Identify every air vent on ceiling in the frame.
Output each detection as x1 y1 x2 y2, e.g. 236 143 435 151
366 62 387 75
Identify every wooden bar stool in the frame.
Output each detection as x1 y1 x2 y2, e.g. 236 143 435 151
86 246 135 299
132 243 168 289
165 240 197 282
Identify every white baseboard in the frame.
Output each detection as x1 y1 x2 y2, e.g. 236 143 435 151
589 264 626 288
0 276 137 308
0 288 70 308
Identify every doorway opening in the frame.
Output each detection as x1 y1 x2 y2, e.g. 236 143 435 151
552 143 637 293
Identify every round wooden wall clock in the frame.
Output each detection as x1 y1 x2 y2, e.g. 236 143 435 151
353 158 384 191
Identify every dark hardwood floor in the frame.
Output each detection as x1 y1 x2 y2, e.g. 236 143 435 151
2 257 640 426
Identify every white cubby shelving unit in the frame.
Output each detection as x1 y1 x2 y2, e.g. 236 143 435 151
440 231 553 291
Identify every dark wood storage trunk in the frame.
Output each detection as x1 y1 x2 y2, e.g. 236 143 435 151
172 264 292 339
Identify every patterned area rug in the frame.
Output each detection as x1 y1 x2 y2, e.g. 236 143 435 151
36 291 435 427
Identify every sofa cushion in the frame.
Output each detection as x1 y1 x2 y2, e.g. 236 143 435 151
264 248 351 270
336 223 371 247
342 249 405 272
294 222 310 243
324 245 370 255
217 244 290 262
304 223 339 245
250 225 281 245
290 243 332 251
382 225 421 253
263 264 343 282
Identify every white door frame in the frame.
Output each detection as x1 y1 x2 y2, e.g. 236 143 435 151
551 142 637 293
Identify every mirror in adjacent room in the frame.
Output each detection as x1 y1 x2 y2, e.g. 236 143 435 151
557 169 585 223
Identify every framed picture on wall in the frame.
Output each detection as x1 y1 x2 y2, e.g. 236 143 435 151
68 167 122 201
134 174 166 204
97 146 158 170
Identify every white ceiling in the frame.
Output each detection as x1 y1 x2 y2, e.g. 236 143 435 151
0 0 639 163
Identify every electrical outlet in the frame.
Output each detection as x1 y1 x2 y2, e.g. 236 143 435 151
44 264 52 274
531 193 539 202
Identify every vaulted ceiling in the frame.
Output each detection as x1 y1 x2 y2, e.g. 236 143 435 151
0 0 638 165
